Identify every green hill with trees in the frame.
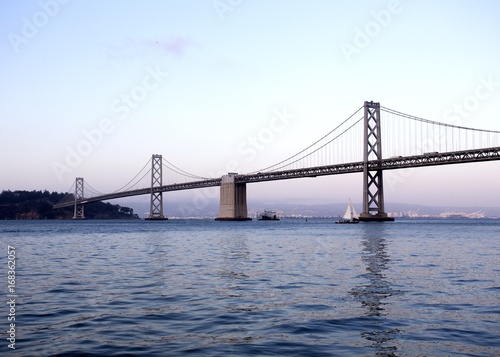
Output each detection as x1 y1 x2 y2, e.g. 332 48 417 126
0 190 139 220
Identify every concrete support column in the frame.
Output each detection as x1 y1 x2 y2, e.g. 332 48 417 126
215 173 251 221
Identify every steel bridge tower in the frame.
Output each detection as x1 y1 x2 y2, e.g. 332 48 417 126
145 154 168 220
359 101 394 221
73 177 85 219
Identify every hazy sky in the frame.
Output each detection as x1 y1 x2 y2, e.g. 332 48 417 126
1 0 500 208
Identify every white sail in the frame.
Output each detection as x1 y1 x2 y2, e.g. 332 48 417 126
342 205 352 220
343 199 359 220
350 201 359 219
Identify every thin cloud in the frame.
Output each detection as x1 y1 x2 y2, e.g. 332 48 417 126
103 36 195 63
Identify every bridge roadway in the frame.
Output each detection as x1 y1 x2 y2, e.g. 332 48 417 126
53 146 500 209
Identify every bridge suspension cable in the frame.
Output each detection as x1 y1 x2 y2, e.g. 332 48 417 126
381 106 500 157
66 181 75 196
162 159 208 180
269 116 364 172
250 106 364 173
84 181 105 197
115 168 152 193
381 106 500 134
112 158 152 193
55 181 77 205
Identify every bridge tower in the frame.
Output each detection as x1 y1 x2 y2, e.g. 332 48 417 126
359 101 394 222
73 177 85 219
145 154 168 220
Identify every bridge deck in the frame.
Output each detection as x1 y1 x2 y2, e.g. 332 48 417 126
53 178 222 209
238 146 500 183
53 146 500 209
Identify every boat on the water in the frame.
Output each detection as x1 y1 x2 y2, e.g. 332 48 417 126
336 199 359 224
257 210 279 220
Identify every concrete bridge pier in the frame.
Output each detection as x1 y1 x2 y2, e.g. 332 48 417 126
215 173 251 221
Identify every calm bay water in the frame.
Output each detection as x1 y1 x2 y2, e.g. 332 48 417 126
1 218 499 356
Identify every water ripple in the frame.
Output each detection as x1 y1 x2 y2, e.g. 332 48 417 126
1 219 499 356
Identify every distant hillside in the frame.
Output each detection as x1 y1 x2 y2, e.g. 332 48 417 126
121 198 500 219
258 202 500 219
0 190 139 220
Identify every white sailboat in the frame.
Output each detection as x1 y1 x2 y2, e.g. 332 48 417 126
336 199 360 224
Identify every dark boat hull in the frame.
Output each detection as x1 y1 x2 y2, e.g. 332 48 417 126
335 219 359 224
258 216 279 221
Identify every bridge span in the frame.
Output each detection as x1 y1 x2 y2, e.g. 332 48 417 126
237 146 500 183
53 101 500 221
53 147 500 218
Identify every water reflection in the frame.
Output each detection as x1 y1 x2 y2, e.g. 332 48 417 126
147 231 170 295
350 224 401 356
219 231 251 283
216 231 254 310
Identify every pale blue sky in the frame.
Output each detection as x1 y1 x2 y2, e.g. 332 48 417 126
1 0 500 207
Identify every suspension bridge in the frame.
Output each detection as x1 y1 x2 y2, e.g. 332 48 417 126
53 101 500 221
